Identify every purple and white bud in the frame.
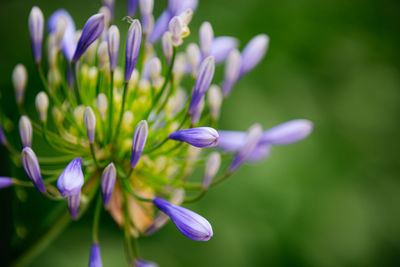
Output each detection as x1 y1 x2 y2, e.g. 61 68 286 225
207 85 223 120
222 49 241 97
125 20 142 82
162 32 173 64
107 25 120 71
89 243 103 267
229 124 263 173
239 34 269 77
0 177 13 189
67 192 80 220
21 147 46 194
19 116 32 148
101 162 116 207
186 43 201 76
96 93 108 120
72 14 105 62
260 119 314 145
35 91 49 122
153 198 213 241
130 120 148 169
188 56 215 116
12 64 28 105
134 259 159 267
168 127 219 148
84 107 96 144
169 16 184 46
203 152 221 189
28 6 44 63
210 36 238 64
199 22 213 58
128 0 139 16
57 158 84 197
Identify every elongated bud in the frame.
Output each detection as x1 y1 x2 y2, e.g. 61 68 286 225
216 130 247 152
199 22 213 58
168 127 219 148
54 17 67 49
0 177 13 189
134 259 159 267
35 91 49 122
96 93 108 120
239 34 269 76
210 36 238 63
162 32 173 64
222 49 241 96
169 16 184 46
57 158 84 197
202 152 221 189
89 243 103 267
97 41 109 69
72 13 105 62
12 64 28 105
84 107 96 143
260 119 314 145
125 20 142 82
107 25 120 71
186 43 201 76
21 147 46 194
28 6 44 63
19 116 32 148
207 85 222 120
229 124 263 173
101 162 116 207
188 56 215 115
153 198 213 241
130 120 148 169
67 193 80 220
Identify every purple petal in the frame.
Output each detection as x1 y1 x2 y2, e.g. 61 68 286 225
67 192 80 219
0 177 13 189
239 34 269 76
57 158 84 197
125 20 142 81
21 147 46 194
217 130 247 152
89 243 103 267
260 119 313 145
210 36 239 64
131 120 148 169
169 127 219 148
247 144 271 162
148 11 172 43
101 163 116 207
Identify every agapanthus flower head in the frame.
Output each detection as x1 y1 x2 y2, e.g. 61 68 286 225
57 158 84 197
125 19 142 82
0 177 13 189
18 115 32 148
89 243 103 267
130 120 148 169
101 162 116 207
28 6 44 63
12 64 28 105
72 13 105 62
21 147 46 194
168 127 219 148
153 198 213 241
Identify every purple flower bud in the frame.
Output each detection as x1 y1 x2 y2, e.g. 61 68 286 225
153 197 213 241
67 192 80 220
19 116 32 148
134 259 159 267
239 34 269 77
199 22 214 58
84 107 96 144
128 0 139 16
168 127 219 148
217 130 247 152
210 36 238 64
0 177 13 189
101 162 116 207
12 64 28 105
107 25 120 71
130 120 148 169
260 119 314 145
222 49 241 96
89 243 103 267
203 152 221 189
72 14 105 62
48 10 77 62
28 6 44 63
125 19 142 82
57 158 84 197
162 32 173 64
21 147 46 194
188 57 215 115
229 124 263 173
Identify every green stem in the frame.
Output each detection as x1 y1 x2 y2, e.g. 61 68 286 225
107 71 114 142
114 82 129 142
184 190 206 204
122 179 153 202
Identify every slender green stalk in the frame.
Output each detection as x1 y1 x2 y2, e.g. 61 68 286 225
107 71 114 142
122 179 153 202
184 190 206 203
114 82 129 142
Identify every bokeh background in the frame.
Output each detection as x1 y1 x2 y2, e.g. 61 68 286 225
1 0 400 266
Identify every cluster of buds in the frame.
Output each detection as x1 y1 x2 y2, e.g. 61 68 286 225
0 0 314 266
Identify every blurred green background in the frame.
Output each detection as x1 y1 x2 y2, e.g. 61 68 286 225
1 0 400 266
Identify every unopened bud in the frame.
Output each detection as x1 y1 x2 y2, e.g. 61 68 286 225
203 152 221 189
207 85 222 120
12 64 28 105
162 32 173 64
199 22 213 58
97 41 109 69
169 16 184 46
83 107 96 143
55 17 67 49
35 91 49 122
186 43 201 76
96 93 108 120
19 116 32 148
